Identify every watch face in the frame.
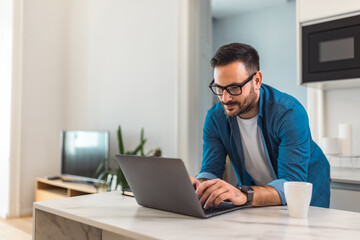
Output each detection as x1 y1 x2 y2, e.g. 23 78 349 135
241 185 253 193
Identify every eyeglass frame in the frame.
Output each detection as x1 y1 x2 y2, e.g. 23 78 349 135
208 72 257 96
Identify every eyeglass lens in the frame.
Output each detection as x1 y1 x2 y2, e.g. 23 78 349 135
211 85 241 96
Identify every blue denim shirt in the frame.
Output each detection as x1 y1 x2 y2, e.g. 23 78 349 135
197 84 330 208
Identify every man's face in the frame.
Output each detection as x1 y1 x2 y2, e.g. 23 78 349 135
213 61 260 118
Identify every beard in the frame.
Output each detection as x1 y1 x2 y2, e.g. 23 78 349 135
221 87 257 117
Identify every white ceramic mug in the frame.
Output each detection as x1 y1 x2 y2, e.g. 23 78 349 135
284 182 313 218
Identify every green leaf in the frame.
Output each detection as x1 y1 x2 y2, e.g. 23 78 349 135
107 174 114 191
93 158 107 178
116 167 123 185
95 125 153 190
97 169 110 182
131 139 147 155
140 128 145 156
104 172 110 183
115 169 121 189
117 167 129 189
117 125 124 154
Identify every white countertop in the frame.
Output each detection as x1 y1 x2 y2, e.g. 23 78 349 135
331 167 360 185
33 191 360 240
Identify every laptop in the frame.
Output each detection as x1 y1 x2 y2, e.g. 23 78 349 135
116 155 250 218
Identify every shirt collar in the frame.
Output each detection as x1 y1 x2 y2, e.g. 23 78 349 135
258 86 264 120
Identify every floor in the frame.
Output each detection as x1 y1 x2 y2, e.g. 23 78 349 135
0 216 32 240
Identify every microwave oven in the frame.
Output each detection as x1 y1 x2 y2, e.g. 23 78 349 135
302 14 360 84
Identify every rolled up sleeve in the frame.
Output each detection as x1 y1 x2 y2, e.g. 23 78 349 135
196 172 218 180
267 179 288 205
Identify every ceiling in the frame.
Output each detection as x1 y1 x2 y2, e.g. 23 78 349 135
211 0 289 19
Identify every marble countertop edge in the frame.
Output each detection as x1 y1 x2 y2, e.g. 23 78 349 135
33 200 158 240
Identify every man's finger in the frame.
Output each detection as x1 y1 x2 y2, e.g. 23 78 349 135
213 192 232 207
199 180 226 206
199 181 223 206
204 187 228 209
196 179 218 196
195 181 201 189
189 176 200 189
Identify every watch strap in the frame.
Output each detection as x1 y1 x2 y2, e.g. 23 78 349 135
238 185 254 206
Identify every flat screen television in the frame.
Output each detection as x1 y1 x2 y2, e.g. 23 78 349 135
60 130 109 182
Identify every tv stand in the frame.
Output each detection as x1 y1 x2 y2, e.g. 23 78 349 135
61 178 96 186
35 177 107 202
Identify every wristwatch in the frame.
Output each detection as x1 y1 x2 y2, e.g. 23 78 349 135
238 185 254 206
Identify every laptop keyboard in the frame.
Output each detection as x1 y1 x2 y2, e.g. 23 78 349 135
203 201 240 215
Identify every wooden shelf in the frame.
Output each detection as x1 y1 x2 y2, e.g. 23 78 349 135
35 177 107 202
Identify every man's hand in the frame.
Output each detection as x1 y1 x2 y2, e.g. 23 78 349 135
190 176 201 190
195 178 247 209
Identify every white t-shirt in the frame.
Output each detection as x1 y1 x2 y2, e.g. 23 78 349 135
236 115 274 185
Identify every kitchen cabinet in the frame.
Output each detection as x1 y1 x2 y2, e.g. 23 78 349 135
297 0 360 89
330 167 360 212
298 0 360 23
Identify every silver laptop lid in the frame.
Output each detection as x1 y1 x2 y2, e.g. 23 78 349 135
116 155 206 218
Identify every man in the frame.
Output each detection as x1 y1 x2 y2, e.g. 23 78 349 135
191 43 330 210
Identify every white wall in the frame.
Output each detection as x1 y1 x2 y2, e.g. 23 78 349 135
18 0 67 215
324 89 360 156
12 0 183 216
212 1 307 108
10 0 212 216
64 0 178 159
0 0 13 217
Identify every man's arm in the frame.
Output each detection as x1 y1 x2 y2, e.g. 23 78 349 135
197 107 228 180
266 104 312 205
251 185 281 206
195 179 281 209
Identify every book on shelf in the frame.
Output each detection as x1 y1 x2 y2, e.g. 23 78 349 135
122 188 134 197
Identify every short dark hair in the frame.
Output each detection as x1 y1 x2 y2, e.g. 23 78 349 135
210 43 260 74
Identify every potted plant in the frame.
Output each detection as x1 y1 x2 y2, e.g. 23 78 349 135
94 125 161 191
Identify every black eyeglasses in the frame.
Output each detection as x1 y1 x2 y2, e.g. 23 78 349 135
209 72 257 96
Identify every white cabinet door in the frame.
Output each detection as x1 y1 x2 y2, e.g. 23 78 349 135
330 186 360 213
298 0 360 23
